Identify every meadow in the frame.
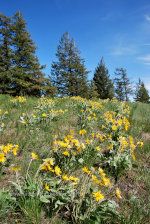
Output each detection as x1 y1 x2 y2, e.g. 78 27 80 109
0 94 150 224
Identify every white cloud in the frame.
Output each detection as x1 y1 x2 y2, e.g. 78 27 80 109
111 45 137 56
137 54 150 64
145 15 150 21
144 62 150 66
111 49 123 56
143 43 150 46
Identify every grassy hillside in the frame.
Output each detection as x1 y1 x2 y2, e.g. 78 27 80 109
0 94 150 224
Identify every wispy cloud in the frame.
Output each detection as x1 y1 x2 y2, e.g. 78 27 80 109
137 54 150 61
137 54 150 67
111 44 137 56
144 62 150 66
99 13 112 21
143 43 150 46
111 49 123 56
145 15 150 21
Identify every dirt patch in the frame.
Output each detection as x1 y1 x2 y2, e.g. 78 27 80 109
142 132 150 141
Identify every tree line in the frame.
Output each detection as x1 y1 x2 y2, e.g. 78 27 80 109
0 11 149 103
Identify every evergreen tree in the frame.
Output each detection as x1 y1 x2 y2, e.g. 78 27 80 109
44 75 57 97
134 79 149 103
0 13 13 94
11 11 47 96
51 32 89 97
114 68 132 101
93 57 114 99
87 80 98 99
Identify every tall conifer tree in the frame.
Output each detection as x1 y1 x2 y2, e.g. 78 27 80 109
87 80 98 99
93 57 114 99
114 68 132 101
11 11 47 96
0 13 13 94
134 79 149 103
51 32 89 97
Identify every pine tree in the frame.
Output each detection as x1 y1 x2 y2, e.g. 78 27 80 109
93 57 114 99
0 13 13 94
11 11 47 96
134 78 142 102
114 68 132 101
87 80 98 99
51 32 89 97
44 75 57 97
134 79 149 103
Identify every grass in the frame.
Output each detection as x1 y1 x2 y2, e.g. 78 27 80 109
0 95 150 223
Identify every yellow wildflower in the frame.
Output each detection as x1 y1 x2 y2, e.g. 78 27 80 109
91 133 95 138
87 116 91 120
92 175 102 185
81 143 85 150
79 129 87 135
70 129 75 135
82 167 91 175
112 125 117 131
54 166 62 175
0 153 6 163
40 164 47 171
42 113 47 117
116 188 122 199
132 153 135 160
62 174 70 181
12 145 19 155
72 182 78 186
93 191 104 201
45 183 50 192
11 167 21 171
72 151 76 155
96 146 101 151
137 142 143 147
62 150 69 156
99 168 105 176
31 153 38 160
101 176 112 186
49 158 54 166
69 176 79 182
107 144 113 150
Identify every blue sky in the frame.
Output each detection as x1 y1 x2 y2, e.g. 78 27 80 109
1 0 150 92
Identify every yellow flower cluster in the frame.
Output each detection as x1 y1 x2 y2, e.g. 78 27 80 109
20 106 68 125
40 157 79 186
82 166 112 187
52 132 86 155
10 96 26 103
82 166 114 202
104 109 130 131
38 97 55 108
0 144 19 163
